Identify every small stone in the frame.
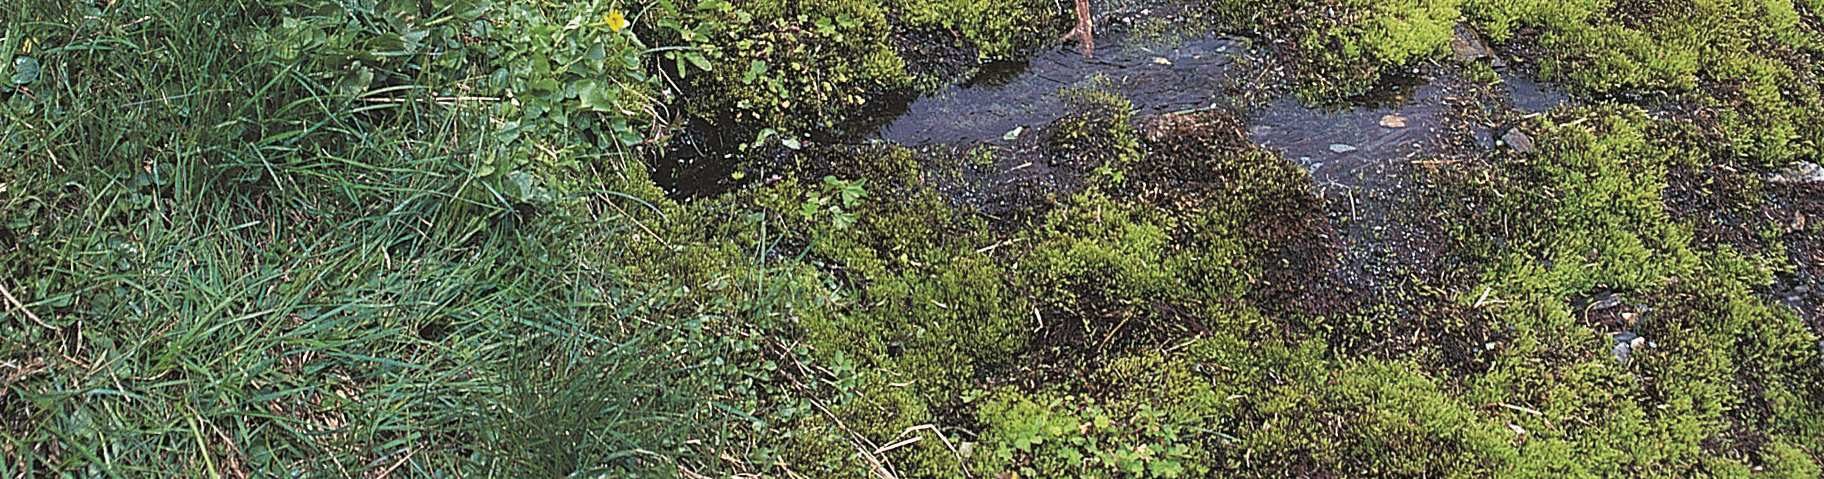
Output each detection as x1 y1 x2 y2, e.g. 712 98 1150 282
1152 57 1172 66
1451 24 1495 61
1613 332 1649 363
1613 342 1633 363
1329 144 1358 154
1379 114 1408 128
1768 161 1824 184
1501 128 1536 154
1450 24 1505 67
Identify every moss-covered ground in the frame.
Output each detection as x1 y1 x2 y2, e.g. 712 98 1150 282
4 0 1823 476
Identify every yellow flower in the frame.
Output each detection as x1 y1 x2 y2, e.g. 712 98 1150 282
604 10 629 33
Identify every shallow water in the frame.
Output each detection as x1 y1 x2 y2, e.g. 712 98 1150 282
653 32 1569 198
872 35 1245 145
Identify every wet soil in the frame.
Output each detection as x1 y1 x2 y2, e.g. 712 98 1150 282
655 21 1587 367
1666 165 1824 332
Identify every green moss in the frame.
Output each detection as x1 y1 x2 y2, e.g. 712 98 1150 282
1464 0 1824 165
1225 0 1463 100
1047 82 1144 173
890 0 1056 59
679 0 1054 134
1452 106 1824 474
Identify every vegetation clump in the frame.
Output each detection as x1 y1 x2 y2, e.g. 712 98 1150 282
1214 0 1464 100
1464 0 1824 165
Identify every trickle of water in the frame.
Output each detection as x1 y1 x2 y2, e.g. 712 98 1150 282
873 35 1246 146
652 28 1572 198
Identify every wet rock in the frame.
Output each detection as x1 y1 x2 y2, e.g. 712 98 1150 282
1501 128 1536 154
1612 332 1649 364
1613 341 1634 363
1768 161 1824 184
1329 143 1358 154
1450 24 1505 67
1379 114 1408 128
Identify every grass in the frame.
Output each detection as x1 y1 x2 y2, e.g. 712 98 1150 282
0 1 726 475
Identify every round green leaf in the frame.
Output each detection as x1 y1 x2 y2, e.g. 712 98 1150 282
12 56 40 86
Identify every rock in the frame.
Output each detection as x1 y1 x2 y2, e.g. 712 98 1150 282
1612 332 1649 363
1379 114 1408 128
1329 143 1358 154
1768 161 1824 184
1002 126 1024 141
1450 24 1505 67
1152 57 1172 66
1501 128 1536 154
1613 341 1634 363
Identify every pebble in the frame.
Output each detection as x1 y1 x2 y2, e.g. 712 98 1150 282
1501 128 1537 154
1450 24 1504 67
1613 342 1634 363
1002 126 1024 141
1612 332 1648 364
1329 144 1358 154
1380 114 1408 128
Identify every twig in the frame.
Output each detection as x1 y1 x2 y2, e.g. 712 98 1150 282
1496 402 1543 416
887 424 973 479
974 238 1024 255
374 447 418 478
0 281 52 329
360 96 503 104
807 397 898 479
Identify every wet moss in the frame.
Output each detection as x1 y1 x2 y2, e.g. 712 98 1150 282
1464 0 1824 165
1454 106 1824 473
1220 0 1463 101
891 0 1058 60
645 62 1824 476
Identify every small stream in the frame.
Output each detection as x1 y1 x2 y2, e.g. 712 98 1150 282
654 29 1569 198
871 35 1245 145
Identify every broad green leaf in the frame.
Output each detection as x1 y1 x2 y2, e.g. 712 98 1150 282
11 56 39 86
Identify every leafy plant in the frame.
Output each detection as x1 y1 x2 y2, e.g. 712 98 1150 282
799 175 867 230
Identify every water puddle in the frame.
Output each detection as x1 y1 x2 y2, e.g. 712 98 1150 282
871 35 1245 145
1247 74 1445 188
652 27 1571 199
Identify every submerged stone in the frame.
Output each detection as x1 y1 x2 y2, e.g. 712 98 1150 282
1330 143 1358 154
1501 128 1536 154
